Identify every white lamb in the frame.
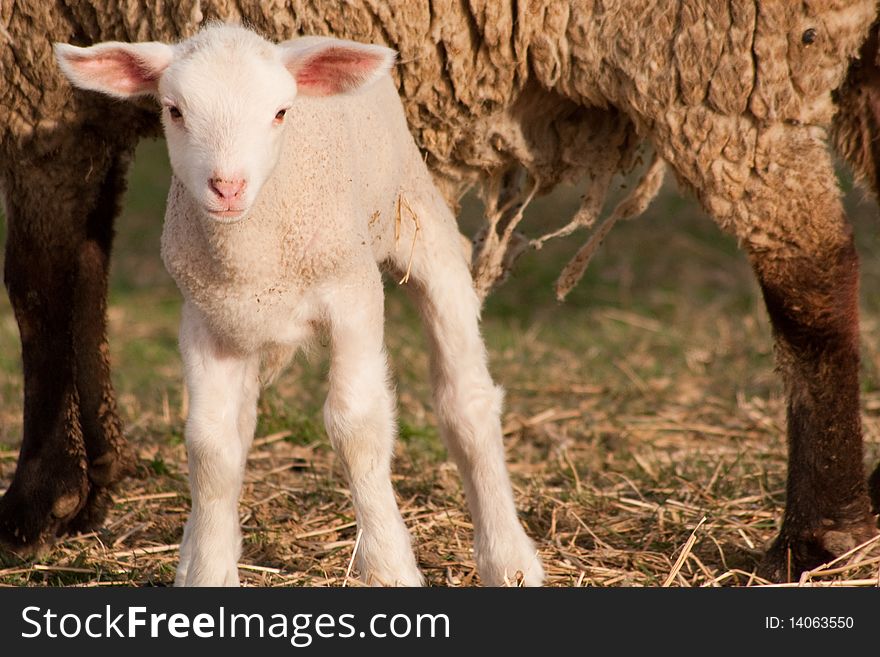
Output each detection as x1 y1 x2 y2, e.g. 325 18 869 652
55 24 544 587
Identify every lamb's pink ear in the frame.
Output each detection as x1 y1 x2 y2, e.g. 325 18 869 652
54 41 174 98
280 38 396 97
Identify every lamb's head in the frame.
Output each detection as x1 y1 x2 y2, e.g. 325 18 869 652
55 24 396 222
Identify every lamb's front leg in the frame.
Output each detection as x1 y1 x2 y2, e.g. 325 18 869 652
175 303 259 587
323 279 423 586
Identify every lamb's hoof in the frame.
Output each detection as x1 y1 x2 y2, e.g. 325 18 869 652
361 569 425 587
476 535 545 587
177 569 241 587
758 516 879 582
354 528 424 586
356 556 424 587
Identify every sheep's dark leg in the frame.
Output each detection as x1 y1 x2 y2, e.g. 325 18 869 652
732 128 878 580
831 21 880 516
0 137 135 556
870 464 880 517
752 233 877 580
66 152 137 534
653 114 878 579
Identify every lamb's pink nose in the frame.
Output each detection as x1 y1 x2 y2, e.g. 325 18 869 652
209 177 246 201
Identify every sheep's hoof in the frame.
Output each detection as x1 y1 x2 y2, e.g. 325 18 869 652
0 488 112 560
758 516 879 582
66 485 118 535
0 448 133 559
67 448 136 537
869 465 880 516
88 449 135 488
0 484 88 560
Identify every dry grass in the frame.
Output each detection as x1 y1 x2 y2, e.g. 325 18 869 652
0 141 879 587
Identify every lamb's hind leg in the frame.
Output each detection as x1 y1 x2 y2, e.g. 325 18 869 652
393 187 544 586
323 275 423 586
175 303 258 586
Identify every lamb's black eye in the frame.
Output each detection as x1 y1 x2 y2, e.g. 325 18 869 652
275 109 287 121
168 106 183 119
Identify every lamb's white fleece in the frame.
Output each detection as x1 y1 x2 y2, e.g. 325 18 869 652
151 25 544 587
161 74 410 353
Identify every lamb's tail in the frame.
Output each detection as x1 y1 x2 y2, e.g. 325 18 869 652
832 21 880 198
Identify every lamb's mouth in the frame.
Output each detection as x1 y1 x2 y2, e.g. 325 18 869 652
205 207 246 221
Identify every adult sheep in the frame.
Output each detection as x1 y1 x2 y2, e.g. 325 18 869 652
1 1 879 582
